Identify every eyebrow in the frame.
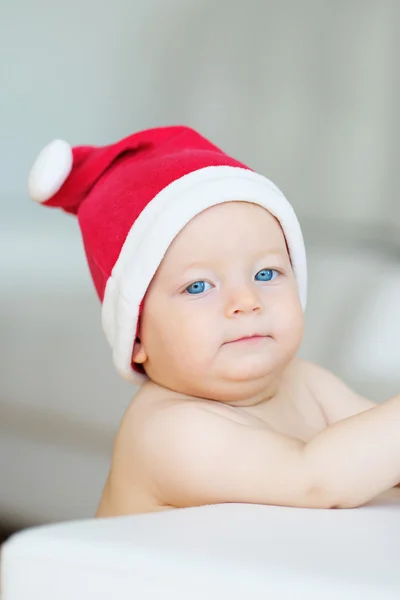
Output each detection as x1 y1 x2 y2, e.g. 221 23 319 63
179 250 288 272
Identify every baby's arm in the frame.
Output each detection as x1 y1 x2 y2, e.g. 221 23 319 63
303 361 400 488
106 394 400 513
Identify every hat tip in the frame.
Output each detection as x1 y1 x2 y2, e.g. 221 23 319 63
28 139 73 203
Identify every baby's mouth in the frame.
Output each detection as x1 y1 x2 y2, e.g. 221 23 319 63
225 334 269 345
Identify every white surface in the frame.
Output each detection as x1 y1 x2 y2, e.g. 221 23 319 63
2 500 400 599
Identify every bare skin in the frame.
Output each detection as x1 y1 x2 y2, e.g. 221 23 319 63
96 202 400 517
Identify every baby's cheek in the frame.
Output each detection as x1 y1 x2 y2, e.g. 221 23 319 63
179 320 214 362
279 304 304 344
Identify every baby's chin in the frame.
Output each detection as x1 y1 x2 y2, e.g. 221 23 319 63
180 374 281 405
218 340 288 379
223 353 277 379
157 360 285 404
143 340 295 402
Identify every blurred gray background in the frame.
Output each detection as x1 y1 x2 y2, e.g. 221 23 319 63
1 0 399 532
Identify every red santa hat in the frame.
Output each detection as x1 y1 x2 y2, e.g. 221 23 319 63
28 126 307 384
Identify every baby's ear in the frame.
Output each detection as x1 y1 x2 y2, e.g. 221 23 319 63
132 337 147 364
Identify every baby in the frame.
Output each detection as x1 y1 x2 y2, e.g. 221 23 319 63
28 126 400 516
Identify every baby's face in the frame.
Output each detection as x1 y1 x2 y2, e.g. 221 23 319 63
133 201 304 403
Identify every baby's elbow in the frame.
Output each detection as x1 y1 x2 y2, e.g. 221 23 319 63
304 485 365 510
327 498 363 510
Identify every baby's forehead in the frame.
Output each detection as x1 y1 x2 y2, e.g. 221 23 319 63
158 203 288 272
178 202 278 236
176 202 283 245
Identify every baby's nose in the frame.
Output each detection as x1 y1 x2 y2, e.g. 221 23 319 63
225 285 262 317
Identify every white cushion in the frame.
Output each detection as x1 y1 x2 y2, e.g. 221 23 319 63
2 498 400 599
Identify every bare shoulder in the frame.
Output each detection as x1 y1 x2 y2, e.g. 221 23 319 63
121 379 188 428
112 379 197 466
295 358 377 424
121 379 269 431
97 381 258 515
96 381 190 517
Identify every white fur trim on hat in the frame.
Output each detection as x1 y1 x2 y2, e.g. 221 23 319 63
101 166 307 384
28 139 73 203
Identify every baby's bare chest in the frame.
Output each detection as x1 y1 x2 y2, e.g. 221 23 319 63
203 386 327 443
261 392 327 442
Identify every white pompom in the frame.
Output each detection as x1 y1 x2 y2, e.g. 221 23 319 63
28 139 73 203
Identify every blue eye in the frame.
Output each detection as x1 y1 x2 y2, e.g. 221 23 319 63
185 281 212 295
255 269 278 282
